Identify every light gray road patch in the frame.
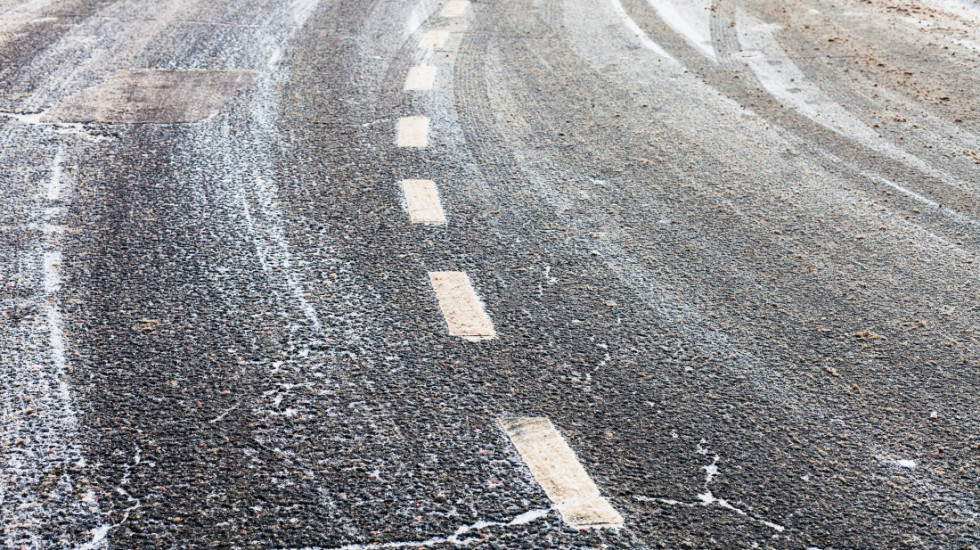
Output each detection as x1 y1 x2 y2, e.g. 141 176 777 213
45 70 256 124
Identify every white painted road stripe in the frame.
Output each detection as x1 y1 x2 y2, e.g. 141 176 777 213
420 29 450 50
440 0 470 17
401 179 446 224
500 417 625 529
47 149 63 201
404 65 436 91
397 116 428 148
428 271 496 340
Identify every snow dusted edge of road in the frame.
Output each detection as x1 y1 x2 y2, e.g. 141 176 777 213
0 142 103 546
2 0 324 547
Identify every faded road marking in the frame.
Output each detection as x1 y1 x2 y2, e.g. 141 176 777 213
420 29 450 50
404 65 437 91
401 179 446 224
45 70 256 124
46 149 63 200
397 116 429 148
428 272 495 340
440 0 470 17
500 417 624 529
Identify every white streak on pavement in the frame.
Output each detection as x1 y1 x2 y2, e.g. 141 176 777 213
736 13 969 195
0 0 56 38
644 0 716 60
207 0 327 339
607 0 678 62
500 417 624 529
0 149 97 548
42 250 61 294
287 508 552 549
892 459 917 469
636 440 785 533
440 0 470 17
47 148 63 200
236 170 323 333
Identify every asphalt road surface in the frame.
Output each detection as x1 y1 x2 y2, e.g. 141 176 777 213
1 0 979 548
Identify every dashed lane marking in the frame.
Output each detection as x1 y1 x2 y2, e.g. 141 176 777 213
420 29 450 50
440 0 470 17
428 271 496 340
404 65 437 91
401 179 447 224
397 116 429 148
500 417 625 530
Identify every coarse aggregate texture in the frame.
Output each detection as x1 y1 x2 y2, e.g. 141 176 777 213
1 0 978 548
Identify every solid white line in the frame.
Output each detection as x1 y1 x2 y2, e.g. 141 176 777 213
401 179 447 224
43 250 61 294
397 116 429 148
47 149 63 200
420 29 450 50
440 0 469 17
42 251 67 380
500 417 624 529
428 271 496 340
404 65 437 91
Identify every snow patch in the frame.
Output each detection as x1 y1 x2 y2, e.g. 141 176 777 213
893 459 917 470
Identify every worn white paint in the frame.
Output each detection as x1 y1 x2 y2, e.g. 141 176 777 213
420 29 450 49
428 272 496 340
47 148 63 200
397 116 429 148
42 250 61 294
500 417 624 529
401 179 446 224
404 65 437 91
440 0 470 17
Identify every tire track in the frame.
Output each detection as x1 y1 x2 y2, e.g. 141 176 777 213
451 1 979 546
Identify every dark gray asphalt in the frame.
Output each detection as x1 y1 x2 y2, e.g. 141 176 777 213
1 0 978 548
